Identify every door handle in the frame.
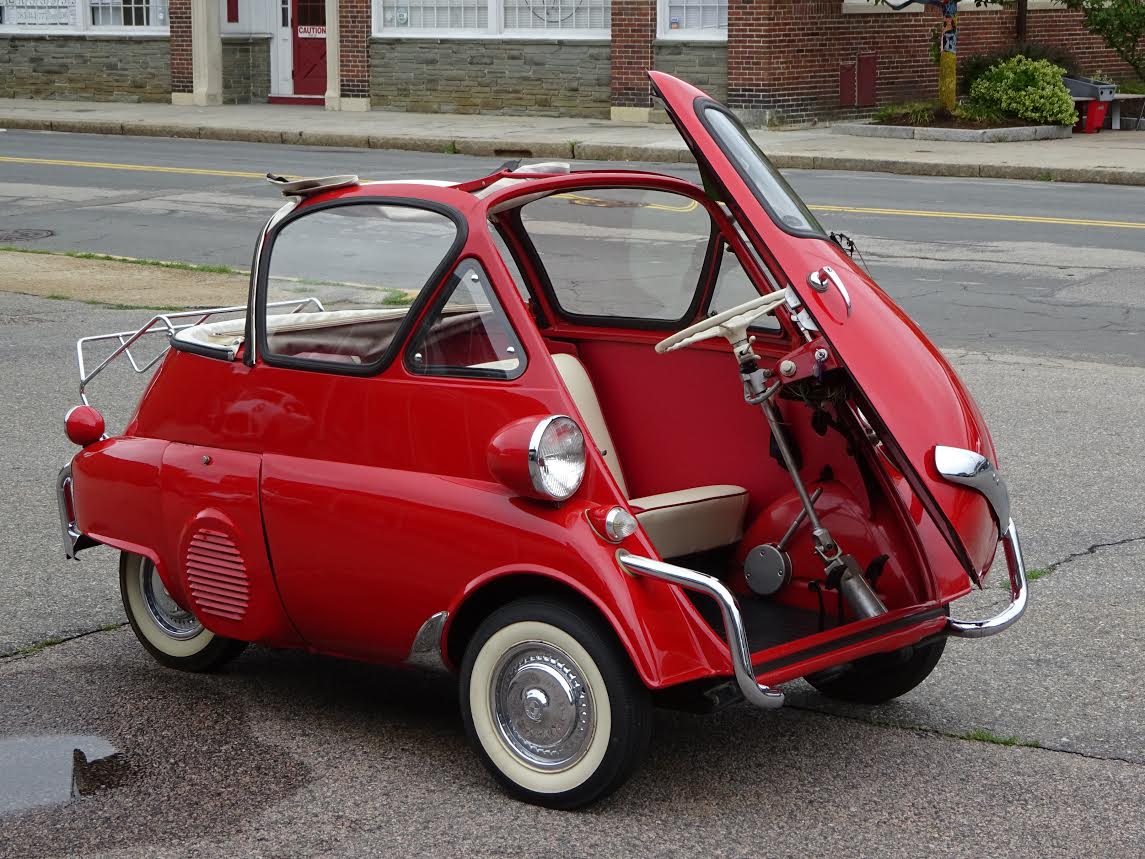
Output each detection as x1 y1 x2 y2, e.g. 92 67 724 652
807 266 852 317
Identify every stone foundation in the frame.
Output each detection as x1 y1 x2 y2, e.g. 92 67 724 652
222 35 271 104
0 34 170 102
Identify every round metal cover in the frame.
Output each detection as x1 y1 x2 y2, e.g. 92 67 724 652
0 229 54 242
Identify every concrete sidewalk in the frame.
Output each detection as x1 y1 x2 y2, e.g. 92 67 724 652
3 98 1145 186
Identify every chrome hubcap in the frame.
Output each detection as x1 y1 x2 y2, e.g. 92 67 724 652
490 641 596 772
139 559 201 640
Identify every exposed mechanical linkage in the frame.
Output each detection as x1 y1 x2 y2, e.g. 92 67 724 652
737 337 888 620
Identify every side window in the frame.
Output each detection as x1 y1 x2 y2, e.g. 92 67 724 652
488 223 531 302
521 187 714 323
709 243 782 333
406 259 525 380
262 203 459 370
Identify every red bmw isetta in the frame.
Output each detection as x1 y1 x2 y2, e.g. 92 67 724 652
57 73 1026 808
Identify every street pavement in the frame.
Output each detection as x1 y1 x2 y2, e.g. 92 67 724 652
1 133 1143 857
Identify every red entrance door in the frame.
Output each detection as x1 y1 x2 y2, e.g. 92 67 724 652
292 0 327 96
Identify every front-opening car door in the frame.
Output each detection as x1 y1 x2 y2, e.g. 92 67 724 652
649 71 1001 582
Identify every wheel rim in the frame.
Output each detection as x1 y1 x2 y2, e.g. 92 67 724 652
489 640 597 772
138 559 202 640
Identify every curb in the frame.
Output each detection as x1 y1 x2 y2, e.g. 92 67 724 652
4 115 1143 186
833 122 1073 143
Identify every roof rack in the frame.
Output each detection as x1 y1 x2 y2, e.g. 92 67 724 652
266 173 360 198
75 298 322 407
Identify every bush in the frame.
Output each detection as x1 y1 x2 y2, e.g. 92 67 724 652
969 56 1079 126
960 44 1082 94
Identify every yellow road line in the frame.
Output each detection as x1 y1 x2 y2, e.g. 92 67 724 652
3 154 1142 230
0 155 270 179
809 204 1145 231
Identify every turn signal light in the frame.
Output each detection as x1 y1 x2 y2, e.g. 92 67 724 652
587 506 639 543
65 405 105 447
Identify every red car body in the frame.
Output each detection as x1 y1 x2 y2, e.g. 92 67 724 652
57 72 1026 806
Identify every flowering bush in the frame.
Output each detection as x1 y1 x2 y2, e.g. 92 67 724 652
969 56 1079 126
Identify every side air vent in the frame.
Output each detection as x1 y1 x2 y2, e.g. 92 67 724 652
185 528 250 621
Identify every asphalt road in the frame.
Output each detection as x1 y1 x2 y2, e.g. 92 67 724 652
1 131 1143 857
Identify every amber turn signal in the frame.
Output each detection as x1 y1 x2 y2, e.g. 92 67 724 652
65 405 105 447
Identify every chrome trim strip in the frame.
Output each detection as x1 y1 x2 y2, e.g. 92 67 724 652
56 464 82 560
934 445 1011 529
405 610 449 671
947 519 1028 638
617 551 785 709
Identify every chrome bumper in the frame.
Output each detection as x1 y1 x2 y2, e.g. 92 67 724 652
56 464 84 560
617 551 785 709
946 518 1028 638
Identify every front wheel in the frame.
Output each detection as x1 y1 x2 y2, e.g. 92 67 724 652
460 598 652 809
806 636 947 704
120 551 246 672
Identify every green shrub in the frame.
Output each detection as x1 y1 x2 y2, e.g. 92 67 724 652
872 101 941 125
969 56 1078 126
960 43 1082 94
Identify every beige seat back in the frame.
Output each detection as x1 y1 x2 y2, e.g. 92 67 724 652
551 353 629 497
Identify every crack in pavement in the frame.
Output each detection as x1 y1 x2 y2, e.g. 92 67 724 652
0 622 127 662
784 702 1144 768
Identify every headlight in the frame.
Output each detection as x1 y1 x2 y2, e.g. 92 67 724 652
528 416 585 501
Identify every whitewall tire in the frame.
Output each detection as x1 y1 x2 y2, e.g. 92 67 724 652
460 598 651 809
120 551 246 672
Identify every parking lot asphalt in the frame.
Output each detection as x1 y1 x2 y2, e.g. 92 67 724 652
1 133 1143 856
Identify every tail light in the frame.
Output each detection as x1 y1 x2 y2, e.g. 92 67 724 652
64 405 105 447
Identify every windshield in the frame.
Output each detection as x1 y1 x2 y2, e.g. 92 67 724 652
700 106 826 238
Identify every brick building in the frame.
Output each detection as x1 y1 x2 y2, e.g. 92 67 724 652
0 0 1135 124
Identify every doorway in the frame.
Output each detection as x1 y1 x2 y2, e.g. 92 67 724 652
270 0 327 100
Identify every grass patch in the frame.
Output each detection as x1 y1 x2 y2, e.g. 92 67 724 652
958 728 1042 748
1026 567 1052 582
871 100 1040 129
0 246 241 275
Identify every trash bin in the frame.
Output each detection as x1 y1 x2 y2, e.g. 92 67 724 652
1064 76 1116 134
1076 100 1110 134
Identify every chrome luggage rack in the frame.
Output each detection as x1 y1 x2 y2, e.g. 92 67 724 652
75 298 322 407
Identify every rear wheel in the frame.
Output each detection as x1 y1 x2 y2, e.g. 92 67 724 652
807 636 947 704
120 551 246 672
460 598 651 809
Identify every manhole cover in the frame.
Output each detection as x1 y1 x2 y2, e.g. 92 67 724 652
0 229 54 243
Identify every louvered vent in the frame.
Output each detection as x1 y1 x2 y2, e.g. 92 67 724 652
185 528 250 621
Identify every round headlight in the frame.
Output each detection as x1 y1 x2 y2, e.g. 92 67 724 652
528 416 585 501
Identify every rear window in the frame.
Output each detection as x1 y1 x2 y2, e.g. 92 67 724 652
700 106 826 239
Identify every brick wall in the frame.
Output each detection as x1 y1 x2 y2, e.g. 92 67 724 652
168 0 192 95
370 38 611 117
340 0 371 98
0 35 171 101
612 0 656 107
728 3 1138 125
654 41 728 101
222 36 271 104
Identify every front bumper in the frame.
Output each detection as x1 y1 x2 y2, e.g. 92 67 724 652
618 519 1028 709
946 518 1028 638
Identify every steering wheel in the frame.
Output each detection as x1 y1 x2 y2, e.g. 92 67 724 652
655 292 790 354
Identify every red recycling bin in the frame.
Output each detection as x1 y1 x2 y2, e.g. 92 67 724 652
1075 100 1109 134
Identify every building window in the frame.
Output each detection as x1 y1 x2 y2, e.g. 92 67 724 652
0 0 167 27
375 0 610 35
89 0 165 27
0 0 76 26
659 0 725 37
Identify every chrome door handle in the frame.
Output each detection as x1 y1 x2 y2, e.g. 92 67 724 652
807 266 852 316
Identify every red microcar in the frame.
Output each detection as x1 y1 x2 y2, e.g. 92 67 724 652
57 72 1027 809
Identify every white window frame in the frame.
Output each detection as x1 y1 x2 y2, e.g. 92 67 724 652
372 0 611 40
657 0 726 41
840 0 1056 13
0 0 169 34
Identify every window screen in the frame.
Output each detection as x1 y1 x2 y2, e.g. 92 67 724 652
263 203 458 370
521 187 714 323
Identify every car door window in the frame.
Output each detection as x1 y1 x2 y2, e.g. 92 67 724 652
406 259 526 380
520 187 715 324
261 202 460 371
708 242 782 332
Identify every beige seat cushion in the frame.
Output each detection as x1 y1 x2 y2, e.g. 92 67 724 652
629 486 749 559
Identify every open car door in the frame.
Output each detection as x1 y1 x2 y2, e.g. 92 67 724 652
649 70 1004 583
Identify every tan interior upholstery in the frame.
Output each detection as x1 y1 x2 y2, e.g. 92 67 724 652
550 352 748 558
